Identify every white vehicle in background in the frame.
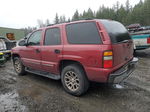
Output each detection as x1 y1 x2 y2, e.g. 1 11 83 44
0 39 6 50
130 30 150 50
127 24 150 50
0 36 16 59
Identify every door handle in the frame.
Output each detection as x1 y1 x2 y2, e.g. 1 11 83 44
35 49 40 53
54 49 60 54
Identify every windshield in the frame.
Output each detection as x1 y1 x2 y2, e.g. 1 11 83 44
100 20 131 43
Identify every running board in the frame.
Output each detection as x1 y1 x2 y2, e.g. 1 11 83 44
25 67 60 80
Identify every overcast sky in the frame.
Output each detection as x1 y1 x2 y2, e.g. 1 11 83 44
0 0 141 28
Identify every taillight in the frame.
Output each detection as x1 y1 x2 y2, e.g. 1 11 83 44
103 51 113 68
147 38 150 44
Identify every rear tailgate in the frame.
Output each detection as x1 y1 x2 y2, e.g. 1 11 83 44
100 20 134 67
112 41 134 66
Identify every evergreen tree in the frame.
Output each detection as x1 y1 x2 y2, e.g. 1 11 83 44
72 10 79 21
82 10 88 19
54 13 59 24
114 1 120 20
45 19 50 26
117 5 127 23
125 0 131 12
128 1 144 25
86 8 94 19
59 15 66 23
67 18 71 22
142 0 150 25
48 0 150 27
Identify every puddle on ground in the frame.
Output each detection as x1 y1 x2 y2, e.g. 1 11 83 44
0 91 28 112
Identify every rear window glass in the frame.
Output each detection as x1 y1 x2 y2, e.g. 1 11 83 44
100 20 131 43
66 22 102 44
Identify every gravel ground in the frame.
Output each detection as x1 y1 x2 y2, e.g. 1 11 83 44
0 49 150 112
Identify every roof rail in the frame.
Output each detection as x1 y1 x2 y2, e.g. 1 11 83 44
84 18 93 20
47 24 56 26
72 18 93 21
46 18 94 26
47 21 70 26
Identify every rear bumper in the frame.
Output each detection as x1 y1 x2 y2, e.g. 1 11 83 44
108 57 138 84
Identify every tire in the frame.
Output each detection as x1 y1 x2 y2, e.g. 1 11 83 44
133 49 137 56
61 64 89 96
13 57 26 75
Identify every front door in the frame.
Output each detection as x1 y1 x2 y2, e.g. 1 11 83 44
21 30 42 70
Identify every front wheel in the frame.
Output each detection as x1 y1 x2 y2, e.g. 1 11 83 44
13 57 26 75
61 64 89 96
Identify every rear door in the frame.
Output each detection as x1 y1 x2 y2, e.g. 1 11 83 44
40 26 63 74
100 20 134 66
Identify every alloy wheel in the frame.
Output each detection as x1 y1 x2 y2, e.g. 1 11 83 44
14 60 21 73
64 71 80 91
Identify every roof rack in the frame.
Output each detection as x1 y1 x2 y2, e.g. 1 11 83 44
47 21 71 26
46 18 94 27
47 24 56 26
84 18 93 20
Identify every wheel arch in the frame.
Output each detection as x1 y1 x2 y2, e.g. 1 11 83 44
12 53 20 61
59 60 87 77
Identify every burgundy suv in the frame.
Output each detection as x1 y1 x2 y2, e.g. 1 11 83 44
12 19 138 96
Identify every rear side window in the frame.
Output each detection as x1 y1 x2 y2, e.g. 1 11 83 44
44 28 61 45
66 22 102 44
100 20 131 43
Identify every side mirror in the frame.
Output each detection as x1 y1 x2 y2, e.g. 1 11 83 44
18 39 27 46
24 36 28 40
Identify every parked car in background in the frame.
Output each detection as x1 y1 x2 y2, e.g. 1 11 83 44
127 23 141 32
0 36 16 59
130 30 150 50
142 26 150 30
0 38 6 50
0 52 5 65
131 34 150 50
12 19 138 96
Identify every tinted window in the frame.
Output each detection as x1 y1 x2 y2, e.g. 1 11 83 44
28 31 42 46
66 22 101 44
44 28 61 45
100 20 131 43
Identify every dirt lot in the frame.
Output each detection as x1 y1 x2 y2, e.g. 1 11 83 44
0 49 150 112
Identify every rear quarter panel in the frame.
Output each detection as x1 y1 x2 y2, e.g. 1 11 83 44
62 45 112 68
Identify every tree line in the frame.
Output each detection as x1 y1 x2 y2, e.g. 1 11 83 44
23 0 150 35
68 0 149 26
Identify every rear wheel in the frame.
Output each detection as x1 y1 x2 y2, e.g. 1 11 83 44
61 64 89 96
13 57 26 75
